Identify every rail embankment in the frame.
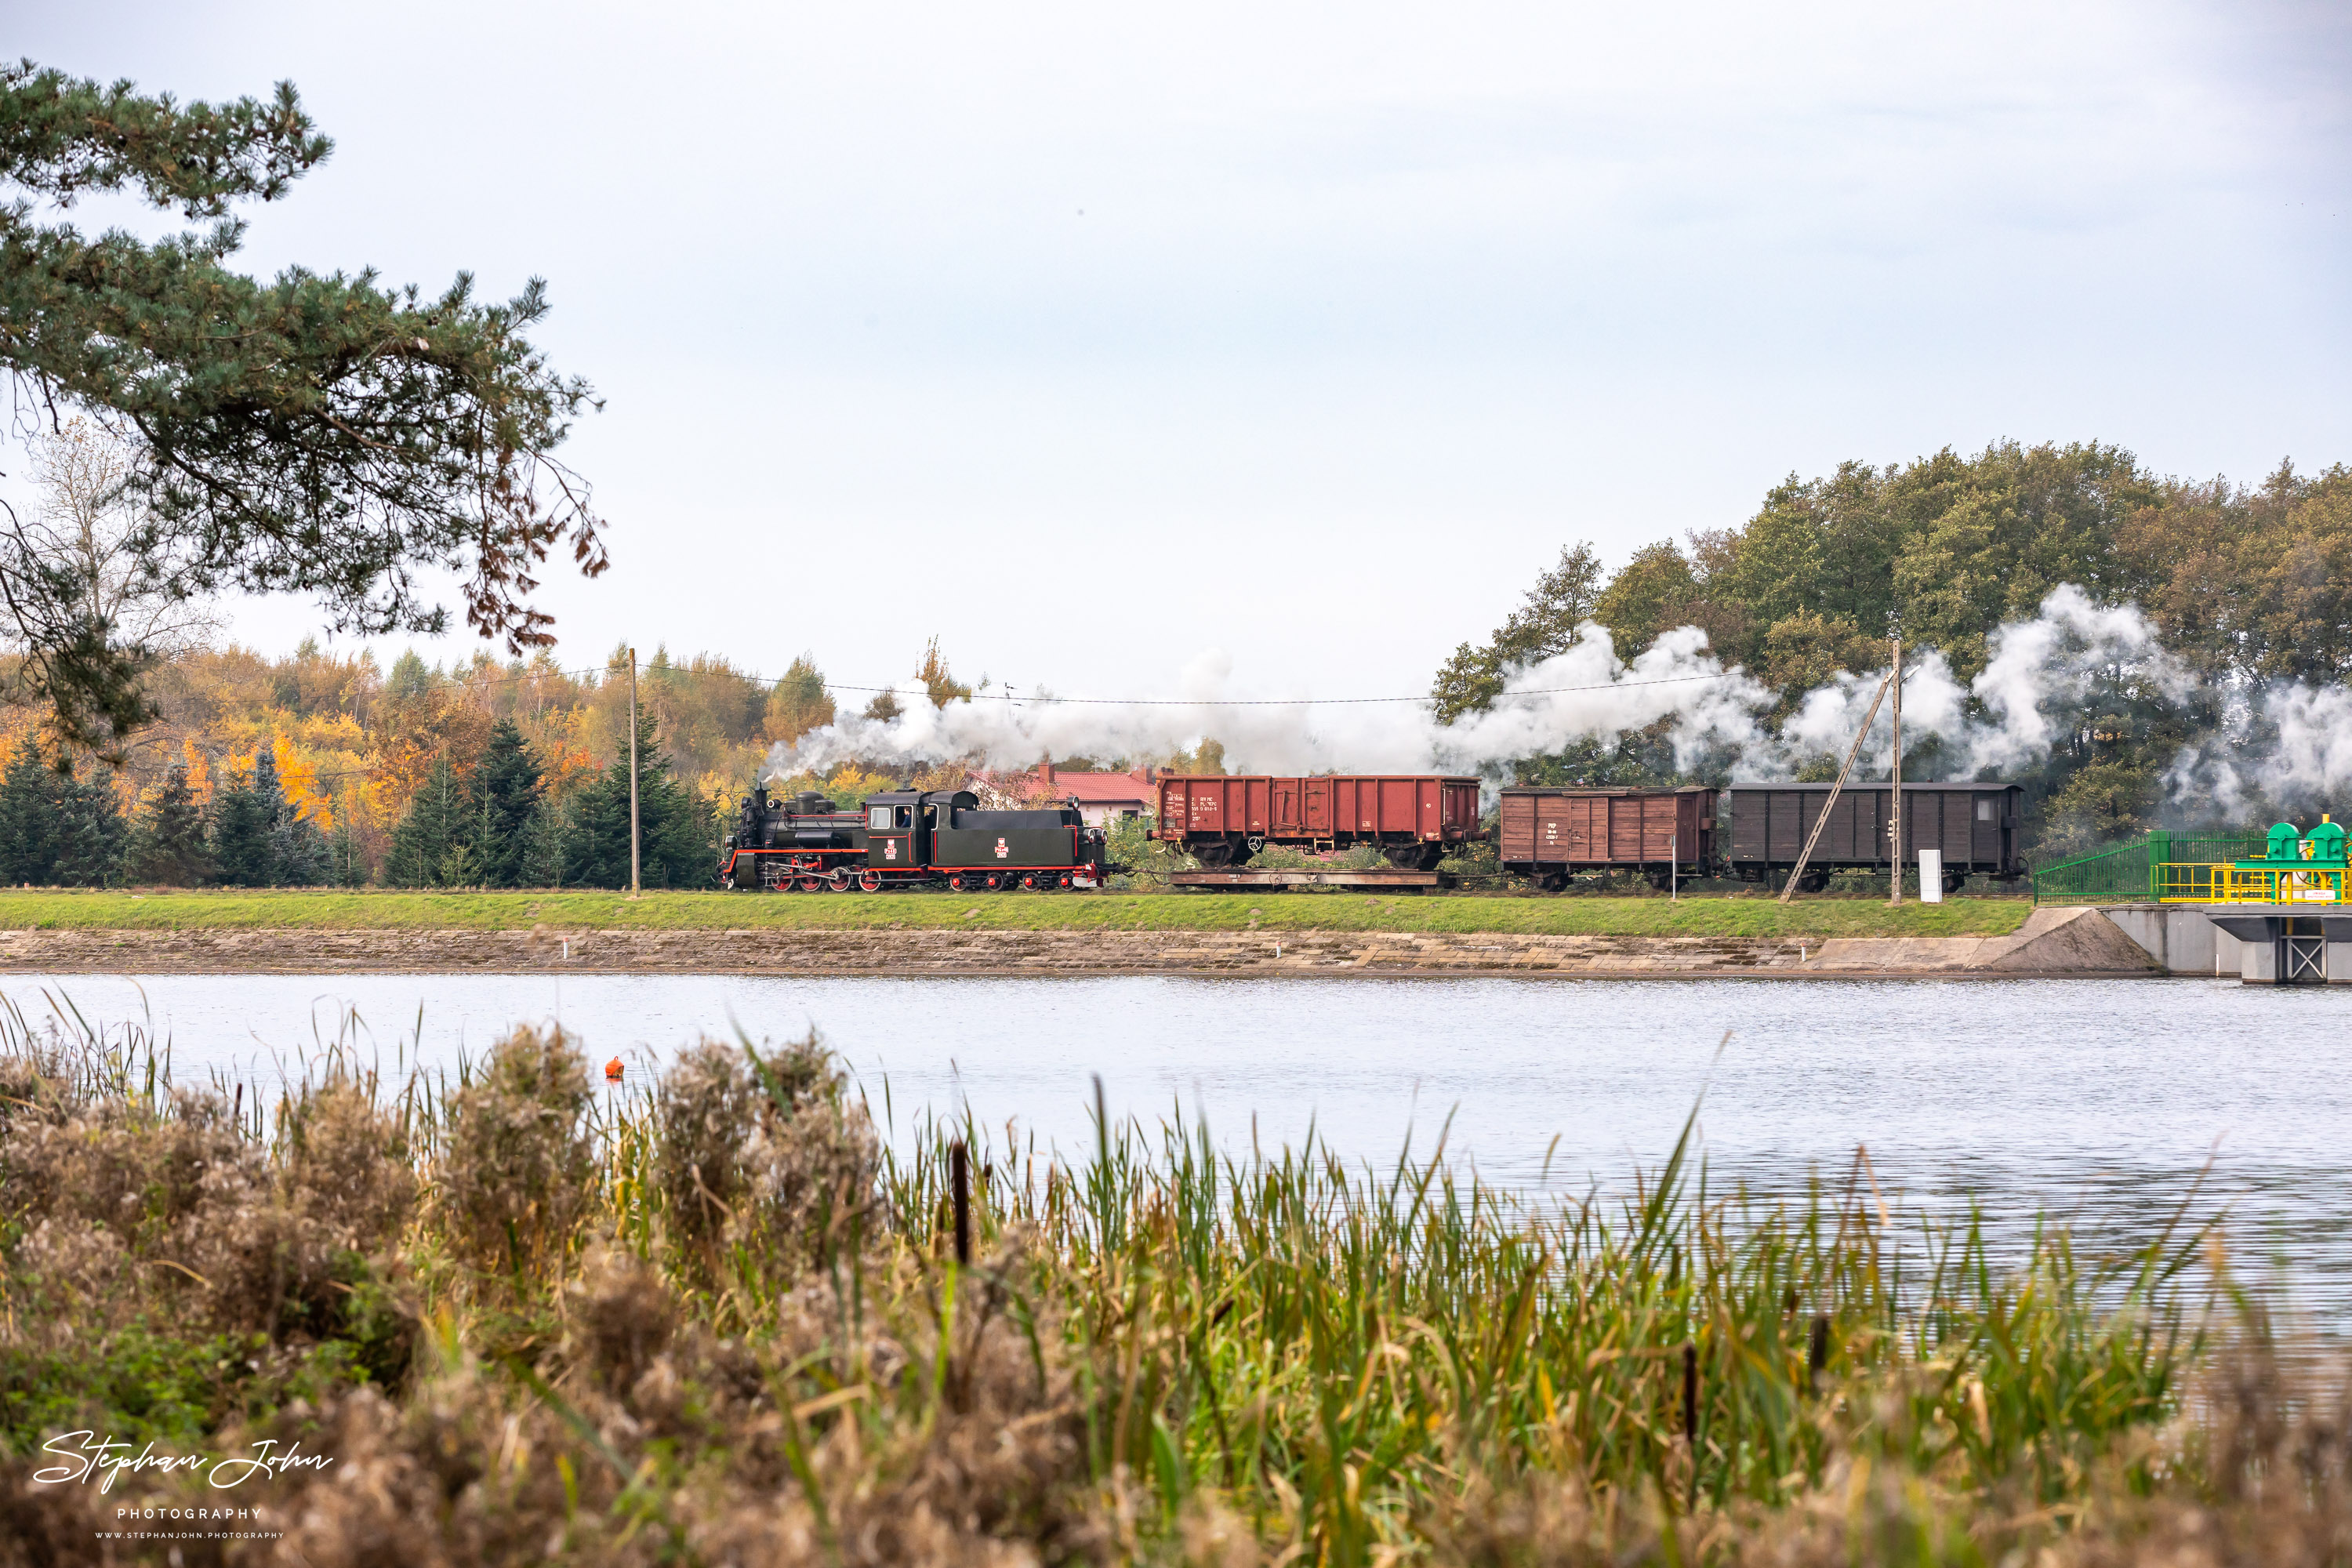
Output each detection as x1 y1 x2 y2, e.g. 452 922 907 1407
0 887 2029 936
0 905 2155 977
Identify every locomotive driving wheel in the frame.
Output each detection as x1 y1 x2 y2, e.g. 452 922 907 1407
858 869 882 892
947 874 967 891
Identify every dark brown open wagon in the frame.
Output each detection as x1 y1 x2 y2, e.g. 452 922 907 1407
1497 786 1715 890
1720 781 2026 892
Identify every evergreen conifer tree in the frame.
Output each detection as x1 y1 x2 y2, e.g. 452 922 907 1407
209 751 284 885
383 753 473 887
0 739 62 884
50 765 125 887
328 800 368 887
0 63 608 754
563 710 712 888
132 765 213 884
466 719 543 887
518 796 569 888
0 741 122 885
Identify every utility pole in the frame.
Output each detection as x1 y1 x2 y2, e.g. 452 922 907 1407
1779 667 1895 905
628 646 641 897
1888 637 1904 906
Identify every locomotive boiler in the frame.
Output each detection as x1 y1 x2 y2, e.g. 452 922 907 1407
721 786 1111 891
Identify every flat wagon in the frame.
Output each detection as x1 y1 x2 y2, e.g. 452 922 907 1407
1720 781 2026 892
1497 786 1714 889
1152 774 1485 869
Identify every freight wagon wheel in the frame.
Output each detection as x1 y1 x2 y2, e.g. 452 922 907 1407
1537 871 1569 893
1193 841 1233 869
1943 871 1968 895
985 873 1004 891
1020 874 1038 890
859 869 882 892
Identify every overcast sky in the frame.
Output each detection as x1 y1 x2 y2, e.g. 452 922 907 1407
9 0 2348 704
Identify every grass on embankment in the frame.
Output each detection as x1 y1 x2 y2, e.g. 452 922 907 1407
0 887 2031 937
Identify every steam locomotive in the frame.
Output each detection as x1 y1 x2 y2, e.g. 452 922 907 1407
720 786 1112 891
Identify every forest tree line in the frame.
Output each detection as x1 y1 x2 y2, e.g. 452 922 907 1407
1436 441 2352 860
0 629 978 889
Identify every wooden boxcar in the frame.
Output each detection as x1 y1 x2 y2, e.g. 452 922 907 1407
1497 786 1713 889
1720 781 2026 891
1152 775 1484 869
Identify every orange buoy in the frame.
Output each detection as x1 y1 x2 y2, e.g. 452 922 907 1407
604 1056 625 1082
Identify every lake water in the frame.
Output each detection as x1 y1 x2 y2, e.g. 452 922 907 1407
6 971 2347 1312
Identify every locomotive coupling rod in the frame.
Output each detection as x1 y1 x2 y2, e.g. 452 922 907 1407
1777 667 1895 905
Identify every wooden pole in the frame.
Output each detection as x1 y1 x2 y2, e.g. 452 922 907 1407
628 646 641 896
1778 668 1895 904
1888 637 1904 906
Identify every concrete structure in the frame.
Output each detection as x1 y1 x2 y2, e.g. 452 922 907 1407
2099 902 2352 983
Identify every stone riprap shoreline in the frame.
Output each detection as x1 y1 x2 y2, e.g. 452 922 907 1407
0 907 2159 978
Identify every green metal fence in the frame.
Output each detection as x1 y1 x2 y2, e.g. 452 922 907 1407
2032 833 2268 905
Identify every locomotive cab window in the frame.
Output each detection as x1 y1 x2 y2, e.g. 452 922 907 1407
868 805 893 831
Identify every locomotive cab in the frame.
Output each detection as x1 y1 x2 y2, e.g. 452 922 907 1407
861 788 946 878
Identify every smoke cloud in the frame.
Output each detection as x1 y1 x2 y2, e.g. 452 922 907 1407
1753 584 2194 781
2166 683 2352 821
757 585 2243 793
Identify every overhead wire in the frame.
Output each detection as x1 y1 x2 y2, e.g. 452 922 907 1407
406 662 1747 706
151 657 1751 787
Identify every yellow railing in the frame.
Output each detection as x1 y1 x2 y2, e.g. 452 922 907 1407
2155 863 2349 904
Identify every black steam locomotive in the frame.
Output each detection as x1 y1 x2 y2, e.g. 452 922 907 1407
721 786 1112 891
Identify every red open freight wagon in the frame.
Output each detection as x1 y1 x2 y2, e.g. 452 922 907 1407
1152 775 1485 869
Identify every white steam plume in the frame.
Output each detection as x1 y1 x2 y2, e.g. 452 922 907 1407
760 585 2209 786
2166 683 2352 821
1757 584 2193 780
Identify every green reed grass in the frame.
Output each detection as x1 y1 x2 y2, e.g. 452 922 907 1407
876 1081 2205 1549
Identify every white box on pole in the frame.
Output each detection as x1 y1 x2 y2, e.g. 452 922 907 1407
1918 847 1944 903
